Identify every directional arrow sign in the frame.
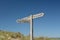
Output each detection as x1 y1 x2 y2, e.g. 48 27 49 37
33 12 44 19
16 12 44 23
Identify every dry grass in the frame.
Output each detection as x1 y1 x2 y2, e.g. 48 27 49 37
0 30 60 40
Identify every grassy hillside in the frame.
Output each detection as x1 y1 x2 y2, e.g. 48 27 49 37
0 30 24 40
0 30 60 40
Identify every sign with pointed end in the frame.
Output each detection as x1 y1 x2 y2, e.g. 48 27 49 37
16 12 44 23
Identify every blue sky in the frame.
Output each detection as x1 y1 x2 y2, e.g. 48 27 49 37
0 0 60 37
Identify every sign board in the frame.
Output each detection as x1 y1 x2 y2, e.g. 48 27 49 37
16 13 44 23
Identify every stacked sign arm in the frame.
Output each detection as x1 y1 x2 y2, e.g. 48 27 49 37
16 16 30 23
33 12 44 19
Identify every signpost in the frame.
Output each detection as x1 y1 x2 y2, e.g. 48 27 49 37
16 12 44 40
